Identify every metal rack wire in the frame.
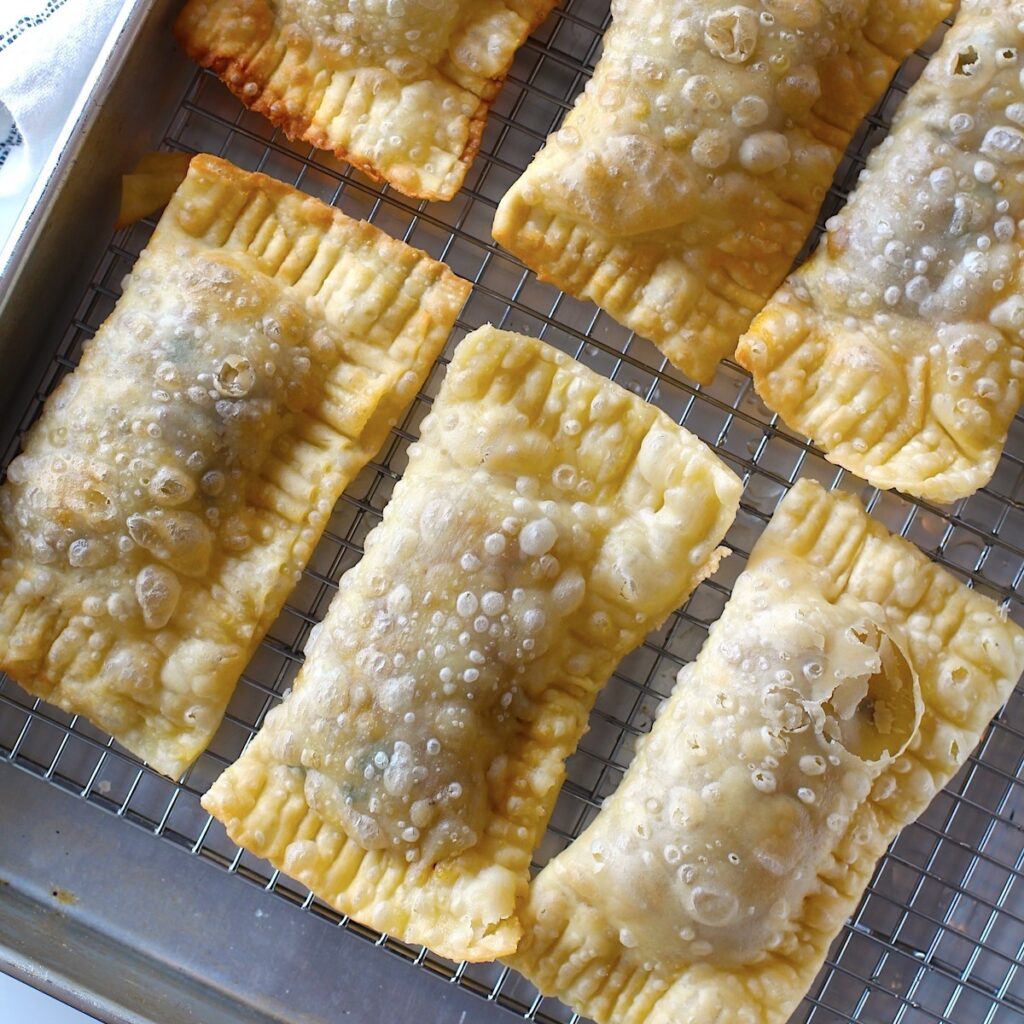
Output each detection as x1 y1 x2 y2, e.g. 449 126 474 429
2 2 1023 1022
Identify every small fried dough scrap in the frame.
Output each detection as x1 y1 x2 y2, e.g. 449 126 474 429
116 151 193 229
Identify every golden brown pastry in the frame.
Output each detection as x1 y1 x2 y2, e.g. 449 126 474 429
738 1 1024 502
0 154 469 779
201 324 741 961
175 0 559 202
508 478 1024 1024
493 0 954 384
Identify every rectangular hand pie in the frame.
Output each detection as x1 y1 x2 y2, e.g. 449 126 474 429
201 324 741 961
738 2 1024 502
175 0 558 202
507 478 1024 1024
493 0 953 384
0 154 469 779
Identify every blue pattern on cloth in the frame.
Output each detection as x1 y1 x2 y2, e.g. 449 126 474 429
0 0 71 167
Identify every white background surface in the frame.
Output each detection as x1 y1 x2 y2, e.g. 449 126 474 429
0 972 96 1022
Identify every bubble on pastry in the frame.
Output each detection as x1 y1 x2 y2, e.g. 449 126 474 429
456 591 478 617
802 659 823 681
126 509 213 577
135 563 182 629
778 65 822 110
551 464 577 490
480 591 505 615
378 674 416 714
519 517 557 556
799 754 826 776
419 497 454 540
556 125 581 148
214 353 256 397
682 74 721 110
149 465 196 506
929 166 957 196
950 112 975 134
382 740 417 797
386 583 413 615
66 537 109 569
552 569 586 615
750 768 776 793
974 159 998 183
691 128 731 169
687 885 739 927
732 94 769 128
522 608 547 634
980 125 1024 164
739 131 790 174
704 5 759 65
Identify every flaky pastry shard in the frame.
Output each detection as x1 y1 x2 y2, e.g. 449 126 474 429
738 2 1024 503
0 154 469 779
175 0 558 202
201 325 741 961
493 0 953 384
508 478 1024 1024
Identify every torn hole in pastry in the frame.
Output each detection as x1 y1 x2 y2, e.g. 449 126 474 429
822 623 922 765
755 609 923 770
953 45 979 76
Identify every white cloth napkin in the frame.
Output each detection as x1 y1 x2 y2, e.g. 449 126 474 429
0 0 126 249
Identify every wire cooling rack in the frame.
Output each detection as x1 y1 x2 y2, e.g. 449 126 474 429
2 4 1024 1022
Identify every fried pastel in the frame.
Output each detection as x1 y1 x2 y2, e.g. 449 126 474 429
508 478 1024 1024
739 1 1024 502
493 0 953 384
175 0 558 202
201 324 741 961
0 154 469 778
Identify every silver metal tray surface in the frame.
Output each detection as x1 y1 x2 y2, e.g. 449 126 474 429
1 3 1023 1023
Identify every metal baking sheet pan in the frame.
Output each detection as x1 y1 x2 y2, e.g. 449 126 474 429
1 2 1022 1023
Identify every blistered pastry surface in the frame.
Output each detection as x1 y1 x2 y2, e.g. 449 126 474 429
0 154 469 778
508 479 1024 1024
202 324 741 961
175 0 558 201
493 0 953 383
739 0 1024 501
